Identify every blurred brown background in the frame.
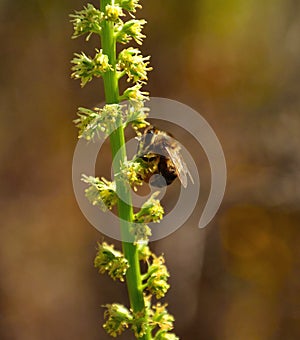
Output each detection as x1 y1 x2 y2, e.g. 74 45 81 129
1 0 300 339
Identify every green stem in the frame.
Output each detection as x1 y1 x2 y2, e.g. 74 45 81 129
100 1 151 339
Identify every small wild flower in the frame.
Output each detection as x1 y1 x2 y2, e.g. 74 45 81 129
82 175 117 211
70 3 103 40
115 0 142 13
117 47 152 83
130 222 152 244
134 193 164 224
74 104 124 141
94 242 129 281
116 19 147 45
121 83 149 103
137 244 152 262
143 255 170 299
70 0 179 339
71 50 112 87
103 303 133 336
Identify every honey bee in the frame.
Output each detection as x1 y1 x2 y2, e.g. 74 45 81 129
136 126 193 188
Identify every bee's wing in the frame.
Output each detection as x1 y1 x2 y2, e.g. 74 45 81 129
165 146 194 188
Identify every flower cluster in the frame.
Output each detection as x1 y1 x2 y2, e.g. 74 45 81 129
70 2 142 42
134 192 164 224
142 255 170 299
121 83 149 104
71 0 179 338
103 300 178 339
122 157 159 192
74 104 123 141
75 102 148 141
73 107 102 140
103 303 133 336
130 222 152 244
117 47 152 83
137 243 152 262
70 1 151 104
115 0 142 13
121 159 145 189
104 4 125 22
94 241 175 338
70 4 103 40
128 102 150 130
94 242 129 282
152 304 178 340
82 175 117 211
71 50 112 87
116 19 146 45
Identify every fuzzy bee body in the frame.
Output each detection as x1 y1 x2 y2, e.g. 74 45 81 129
136 126 193 188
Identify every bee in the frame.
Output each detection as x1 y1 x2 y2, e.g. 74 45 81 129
136 126 193 188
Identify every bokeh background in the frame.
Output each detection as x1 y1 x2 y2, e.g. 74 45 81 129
1 0 300 339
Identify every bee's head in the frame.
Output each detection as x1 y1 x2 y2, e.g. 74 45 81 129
144 125 173 138
144 125 157 135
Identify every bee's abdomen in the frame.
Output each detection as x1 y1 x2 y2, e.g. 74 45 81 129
149 157 177 187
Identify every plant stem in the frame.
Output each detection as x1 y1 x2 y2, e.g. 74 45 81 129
100 1 151 339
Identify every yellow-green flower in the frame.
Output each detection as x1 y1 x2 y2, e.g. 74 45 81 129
121 83 149 102
134 192 164 224
105 4 124 22
103 303 133 337
70 4 103 40
145 255 170 299
71 50 112 87
94 242 129 281
82 175 117 211
116 19 146 45
118 47 152 83
116 0 142 13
